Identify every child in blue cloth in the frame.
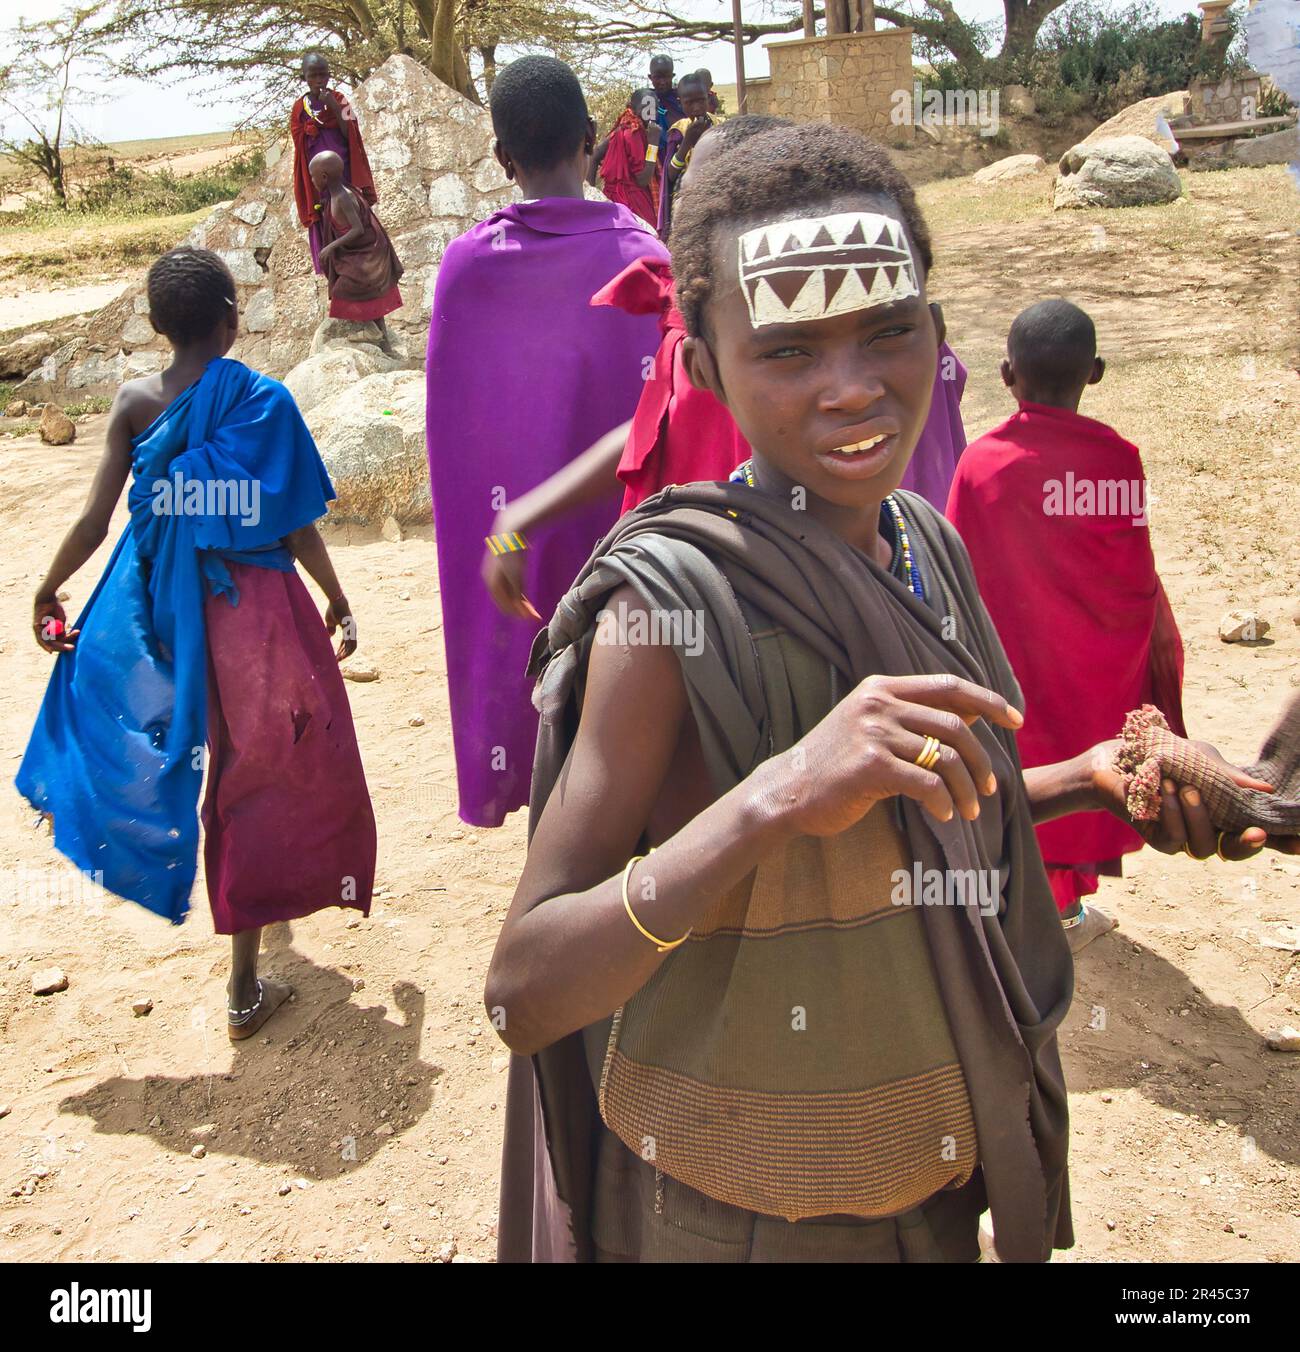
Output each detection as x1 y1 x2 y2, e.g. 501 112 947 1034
19 247 377 1041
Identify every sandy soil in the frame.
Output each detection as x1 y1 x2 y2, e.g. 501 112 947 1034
0 281 129 331
1 165 1298 1264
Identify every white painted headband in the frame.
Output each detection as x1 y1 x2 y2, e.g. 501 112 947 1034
736 211 919 329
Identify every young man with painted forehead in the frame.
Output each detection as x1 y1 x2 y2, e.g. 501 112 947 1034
488 123 1280 1263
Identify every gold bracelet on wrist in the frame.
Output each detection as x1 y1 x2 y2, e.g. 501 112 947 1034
621 851 690 953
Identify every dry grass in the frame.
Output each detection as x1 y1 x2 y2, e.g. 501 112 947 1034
919 162 1299 237
0 131 240 189
0 205 213 285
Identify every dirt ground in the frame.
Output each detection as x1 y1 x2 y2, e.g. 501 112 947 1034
1 163 1298 1264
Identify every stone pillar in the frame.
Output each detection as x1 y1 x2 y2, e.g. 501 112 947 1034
1197 0 1233 43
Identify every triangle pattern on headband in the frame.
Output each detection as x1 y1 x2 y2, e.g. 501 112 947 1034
736 210 919 328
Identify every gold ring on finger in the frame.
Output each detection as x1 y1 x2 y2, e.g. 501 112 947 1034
1181 841 1198 860
1215 831 1231 862
915 735 942 772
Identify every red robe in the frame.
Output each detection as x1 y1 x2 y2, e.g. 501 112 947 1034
590 256 749 513
946 402 1186 910
290 90 377 229
598 109 657 227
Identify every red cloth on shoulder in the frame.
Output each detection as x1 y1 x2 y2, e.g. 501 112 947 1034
290 90 377 229
946 401 1186 875
590 256 750 513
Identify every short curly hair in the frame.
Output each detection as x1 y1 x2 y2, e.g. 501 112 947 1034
146 246 236 345
671 122 934 338
490 55 589 173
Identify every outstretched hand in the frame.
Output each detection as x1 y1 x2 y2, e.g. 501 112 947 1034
1092 738 1298 859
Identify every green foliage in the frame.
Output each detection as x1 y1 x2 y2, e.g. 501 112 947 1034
1258 79 1296 119
64 394 112 415
587 81 637 139
72 151 264 216
0 381 13 413
1010 1 1254 121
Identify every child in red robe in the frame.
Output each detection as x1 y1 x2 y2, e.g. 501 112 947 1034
946 299 1186 952
290 51 378 275
311 150 404 327
588 88 660 226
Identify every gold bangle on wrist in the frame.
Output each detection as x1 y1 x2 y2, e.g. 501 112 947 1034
621 851 690 953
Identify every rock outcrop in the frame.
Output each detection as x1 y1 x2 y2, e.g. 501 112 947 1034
973 153 1046 185
18 54 514 404
1054 136 1183 209
304 368 429 523
1081 92 1190 148
1233 124 1300 166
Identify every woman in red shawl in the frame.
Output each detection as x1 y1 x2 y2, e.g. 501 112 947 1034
587 88 660 226
291 52 378 275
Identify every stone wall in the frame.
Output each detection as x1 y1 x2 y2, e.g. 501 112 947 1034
739 30 914 141
1188 70 1263 124
19 54 515 403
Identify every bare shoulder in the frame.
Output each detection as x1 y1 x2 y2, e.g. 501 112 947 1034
112 374 175 439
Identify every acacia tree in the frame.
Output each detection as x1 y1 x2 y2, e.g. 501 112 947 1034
579 0 1074 75
97 0 599 112
0 3 111 208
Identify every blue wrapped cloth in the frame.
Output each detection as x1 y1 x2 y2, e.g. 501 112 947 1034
16 358 335 923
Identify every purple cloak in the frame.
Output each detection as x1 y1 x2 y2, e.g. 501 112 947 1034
426 197 669 828
898 340 968 509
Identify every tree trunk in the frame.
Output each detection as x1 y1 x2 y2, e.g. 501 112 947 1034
998 0 1069 66
479 42 498 94
825 0 851 35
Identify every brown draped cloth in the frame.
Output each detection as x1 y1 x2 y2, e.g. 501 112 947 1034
498 480 1075 1263
321 187 404 321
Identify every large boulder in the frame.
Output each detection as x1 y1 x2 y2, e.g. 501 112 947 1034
305 369 429 523
0 329 61 380
20 54 515 404
1081 92 1190 149
1054 136 1183 209
973 153 1046 185
1233 124 1299 166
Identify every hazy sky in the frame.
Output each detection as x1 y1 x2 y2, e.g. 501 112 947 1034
6 0 1207 143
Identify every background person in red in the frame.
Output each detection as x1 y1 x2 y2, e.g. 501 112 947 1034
290 51 378 276
587 88 660 226
946 299 1187 953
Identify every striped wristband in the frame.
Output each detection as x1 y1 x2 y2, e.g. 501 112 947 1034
486 531 528 556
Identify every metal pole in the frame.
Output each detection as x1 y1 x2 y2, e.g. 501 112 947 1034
732 0 748 113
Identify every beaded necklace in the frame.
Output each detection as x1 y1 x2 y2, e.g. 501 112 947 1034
733 458 925 600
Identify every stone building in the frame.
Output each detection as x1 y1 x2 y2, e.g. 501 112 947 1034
743 27 915 143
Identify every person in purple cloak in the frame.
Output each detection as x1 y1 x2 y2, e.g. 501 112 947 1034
425 55 668 829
